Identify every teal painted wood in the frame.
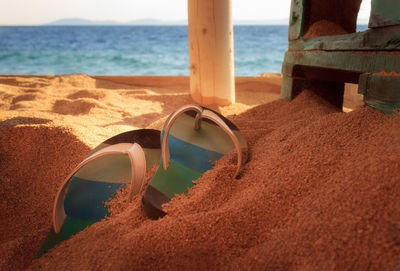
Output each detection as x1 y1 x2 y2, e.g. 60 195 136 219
369 0 400 28
282 51 400 75
288 25 400 51
281 51 400 113
288 0 306 40
358 74 400 102
281 75 295 100
283 0 400 113
358 73 400 114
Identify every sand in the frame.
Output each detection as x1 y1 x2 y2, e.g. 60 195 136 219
303 20 348 39
0 74 280 270
304 0 361 34
1 74 399 270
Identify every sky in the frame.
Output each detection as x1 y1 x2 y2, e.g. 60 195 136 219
0 0 371 25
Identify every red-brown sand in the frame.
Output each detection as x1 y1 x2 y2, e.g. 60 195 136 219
303 20 349 39
0 74 280 270
304 0 361 34
1 75 399 270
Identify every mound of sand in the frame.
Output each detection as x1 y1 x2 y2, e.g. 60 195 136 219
0 125 89 270
0 74 280 270
1 75 399 270
303 20 348 39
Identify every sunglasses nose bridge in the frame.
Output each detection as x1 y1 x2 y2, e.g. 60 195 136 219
162 105 203 171
194 111 202 130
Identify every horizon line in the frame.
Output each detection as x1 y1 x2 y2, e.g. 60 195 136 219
0 17 370 27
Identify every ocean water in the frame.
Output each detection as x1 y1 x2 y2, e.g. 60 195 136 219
0 25 287 76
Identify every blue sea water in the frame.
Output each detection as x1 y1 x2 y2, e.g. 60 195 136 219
0 25 288 76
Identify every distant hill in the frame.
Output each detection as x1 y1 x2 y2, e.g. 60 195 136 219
47 18 186 26
48 18 120 26
126 19 187 25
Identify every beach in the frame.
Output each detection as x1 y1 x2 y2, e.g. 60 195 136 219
1 74 399 270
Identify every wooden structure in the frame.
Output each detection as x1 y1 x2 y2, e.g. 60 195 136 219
282 0 400 113
187 0 235 106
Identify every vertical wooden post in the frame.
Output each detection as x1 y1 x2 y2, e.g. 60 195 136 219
187 0 235 106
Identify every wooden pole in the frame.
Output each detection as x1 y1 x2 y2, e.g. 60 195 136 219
187 0 235 106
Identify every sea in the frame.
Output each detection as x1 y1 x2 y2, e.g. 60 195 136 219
0 25 291 76
5 25 375 76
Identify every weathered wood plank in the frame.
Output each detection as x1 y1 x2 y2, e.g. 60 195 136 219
369 0 400 28
289 25 400 51
282 51 400 74
358 73 400 113
288 0 306 41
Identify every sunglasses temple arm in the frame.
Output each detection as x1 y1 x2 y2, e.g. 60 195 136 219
52 143 146 233
161 104 243 179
